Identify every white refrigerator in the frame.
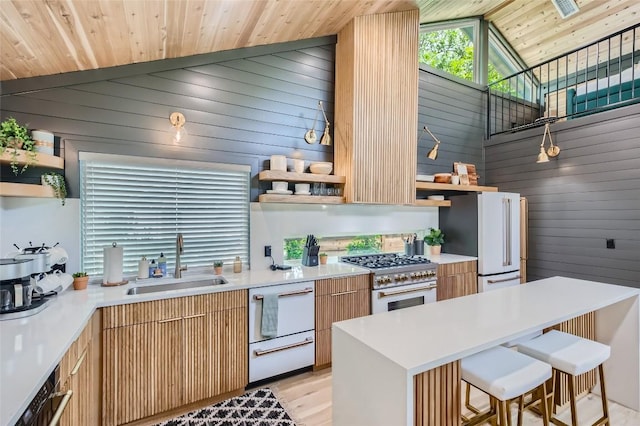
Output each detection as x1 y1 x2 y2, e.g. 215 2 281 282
439 192 521 292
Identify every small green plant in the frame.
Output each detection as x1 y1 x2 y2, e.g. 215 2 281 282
0 117 36 174
41 172 67 206
424 228 445 246
320 252 327 257
72 272 88 278
214 260 223 267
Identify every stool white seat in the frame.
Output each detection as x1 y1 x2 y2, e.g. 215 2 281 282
516 330 610 426
462 346 551 425
516 330 610 376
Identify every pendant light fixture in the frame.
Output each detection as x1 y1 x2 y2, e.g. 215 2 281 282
536 122 560 164
169 112 188 144
419 126 442 160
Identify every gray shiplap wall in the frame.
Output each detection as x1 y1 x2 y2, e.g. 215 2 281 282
0 38 337 200
1 42 486 199
485 104 640 288
417 66 485 181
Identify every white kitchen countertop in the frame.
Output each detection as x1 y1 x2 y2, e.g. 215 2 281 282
333 276 638 375
332 276 640 425
426 252 477 264
0 263 368 425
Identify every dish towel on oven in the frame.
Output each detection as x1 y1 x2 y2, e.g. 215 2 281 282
261 293 279 338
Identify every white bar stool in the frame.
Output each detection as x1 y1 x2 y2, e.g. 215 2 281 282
517 330 610 426
462 345 551 426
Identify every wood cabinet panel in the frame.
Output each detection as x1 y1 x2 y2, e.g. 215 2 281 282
102 297 183 328
414 361 461 426
314 275 370 368
437 261 477 301
103 290 248 425
335 10 419 205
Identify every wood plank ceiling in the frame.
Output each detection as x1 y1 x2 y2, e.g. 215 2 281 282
1 0 638 81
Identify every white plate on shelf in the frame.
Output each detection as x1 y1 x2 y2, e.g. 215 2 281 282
266 190 293 195
294 192 311 196
427 195 445 201
416 174 435 182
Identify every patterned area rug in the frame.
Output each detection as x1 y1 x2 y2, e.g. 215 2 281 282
155 388 296 426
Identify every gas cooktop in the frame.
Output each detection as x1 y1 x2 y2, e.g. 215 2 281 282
340 253 431 270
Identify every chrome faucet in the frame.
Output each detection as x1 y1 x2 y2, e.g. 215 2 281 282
175 233 187 278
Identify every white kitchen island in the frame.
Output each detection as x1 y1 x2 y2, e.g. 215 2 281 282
332 276 640 426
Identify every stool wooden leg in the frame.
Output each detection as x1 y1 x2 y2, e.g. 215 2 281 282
598 364 610 426
498 400 508 426
466 382 481 414
540 381 550 426
517 395 524 426
568 375 578 426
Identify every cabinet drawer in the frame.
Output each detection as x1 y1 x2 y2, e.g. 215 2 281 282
316 289 370 330
315 274 370 296
437 260 477 277
249 331 315 383
249 281 315 343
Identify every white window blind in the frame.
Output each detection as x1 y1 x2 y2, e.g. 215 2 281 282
80 153 250 277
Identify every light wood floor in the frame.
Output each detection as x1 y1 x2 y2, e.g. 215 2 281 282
270 369 640 425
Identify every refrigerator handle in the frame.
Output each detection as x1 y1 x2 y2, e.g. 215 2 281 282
507 198 512 266
502 198 508 266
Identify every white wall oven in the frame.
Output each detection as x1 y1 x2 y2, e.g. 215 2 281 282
340 254 437 314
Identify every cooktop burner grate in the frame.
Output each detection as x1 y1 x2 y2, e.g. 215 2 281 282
340 253 431 269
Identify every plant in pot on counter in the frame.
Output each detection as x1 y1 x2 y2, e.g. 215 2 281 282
425 227 445 255
72 272 89 291
319 252 328 265
214 260 223 275
41 172 67 206
0 117 37 174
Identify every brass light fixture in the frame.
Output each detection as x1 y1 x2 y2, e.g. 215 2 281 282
536 122 560 163
169 112 188 144
419 126 442 160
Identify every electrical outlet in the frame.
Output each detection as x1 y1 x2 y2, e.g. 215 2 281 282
606 239 615 249
264 245 272 257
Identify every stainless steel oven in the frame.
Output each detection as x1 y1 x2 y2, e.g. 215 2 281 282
340 254 438 315
15 365 73 426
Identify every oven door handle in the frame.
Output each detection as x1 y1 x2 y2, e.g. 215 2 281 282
377 283 437 299
49 390 73 426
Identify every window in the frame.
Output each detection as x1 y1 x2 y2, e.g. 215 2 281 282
80 153 250 276
419 19 479 83
488 25 535 99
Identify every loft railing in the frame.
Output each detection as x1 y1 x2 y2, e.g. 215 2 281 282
487 22 640 136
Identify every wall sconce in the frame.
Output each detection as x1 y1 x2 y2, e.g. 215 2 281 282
536 122 560 163
169 112 188 144
418 126 442 160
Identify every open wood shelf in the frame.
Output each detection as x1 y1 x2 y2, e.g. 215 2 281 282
0 150 64 169
258 170 345 184
258 194 345 204
414 199 452 207
0 182 56 198
415 182 498 192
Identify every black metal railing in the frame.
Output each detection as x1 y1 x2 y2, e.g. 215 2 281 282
488 22 640 136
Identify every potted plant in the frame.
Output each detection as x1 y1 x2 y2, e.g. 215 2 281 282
72 272 89 290
0 117 37 174
319 253 328 265
424 228 445 255
213 260 223 275
41 172 67 205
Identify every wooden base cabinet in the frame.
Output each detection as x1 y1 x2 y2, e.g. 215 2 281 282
59 310 102 426
315 274 370 368
436 261 477 301
102 290 248 425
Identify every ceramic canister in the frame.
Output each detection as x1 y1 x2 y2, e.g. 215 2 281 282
31 130 54 155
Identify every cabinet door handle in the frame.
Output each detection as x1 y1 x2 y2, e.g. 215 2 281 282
184 313 206 319
158 317 182 324
331 290 357 297
70 348 87 376
48 390 73 426
487 276 520 284
253 337 314 357
253 287 313 300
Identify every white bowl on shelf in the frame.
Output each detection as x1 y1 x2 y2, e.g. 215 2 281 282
272 181 288 192
309 162 333 175
295 183 310 194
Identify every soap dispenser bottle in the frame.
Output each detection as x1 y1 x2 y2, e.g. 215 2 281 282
233 256 242 273
158 252 167 277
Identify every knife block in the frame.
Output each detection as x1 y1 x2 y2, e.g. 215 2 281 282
302 246 319 266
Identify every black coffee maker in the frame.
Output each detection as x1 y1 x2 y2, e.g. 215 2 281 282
0 258 35 313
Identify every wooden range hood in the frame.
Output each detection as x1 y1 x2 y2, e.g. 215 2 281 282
334 9 419 205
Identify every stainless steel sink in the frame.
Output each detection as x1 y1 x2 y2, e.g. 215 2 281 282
126 277 228 295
